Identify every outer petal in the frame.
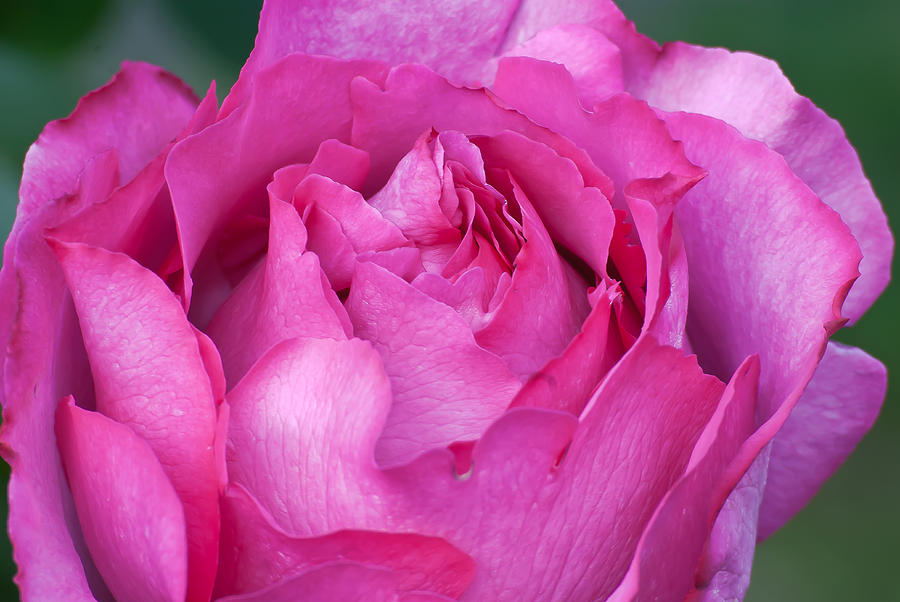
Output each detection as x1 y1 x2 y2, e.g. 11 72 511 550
166 54 388 305
659 112 862 594
52 242 219 602
18 62 197 221
0 63 197 600
758 342 886 538
55 398 187 602
345 261 521 466
631 42 892 322
223 0 521 114
216 484 475 598
662 111 860 420
206 197 350 387
499 0 659 86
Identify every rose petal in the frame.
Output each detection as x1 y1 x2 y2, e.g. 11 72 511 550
758 341 886 538
48 83 218 275
215 562 448 602
630 42 893 322
292 173 410 289
216 484 475 598
0 64 197 600
51 241 219 602
55 398 187 602
223 0 521 115
473 176 590 378
345 261 521 465
660 111 863 597
609 356 759 601
662 111 861 419
510 285 619 416
226 337 393 534
491 57 703 203
206 197 350 387
499 0 659 88
498 24 624 109
20 62 196 219
688 451 770 601
166 54 388 305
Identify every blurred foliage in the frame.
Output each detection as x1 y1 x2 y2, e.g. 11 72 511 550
0 0 896 600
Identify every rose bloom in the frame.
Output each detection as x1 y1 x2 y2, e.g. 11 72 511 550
0 1 891 601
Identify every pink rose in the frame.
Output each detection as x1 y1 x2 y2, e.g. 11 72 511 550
1 1 890 600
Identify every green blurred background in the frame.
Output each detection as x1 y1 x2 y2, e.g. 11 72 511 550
0 0 896 600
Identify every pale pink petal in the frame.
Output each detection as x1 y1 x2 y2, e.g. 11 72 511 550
660 111 863 598
223 0 521 115
662 111 860 419
51 241 219 602
688 452 770 601
609 356 759 601
166 54 388 305
55 398 187 602
225 337 393 535
345 261 521 465
206 197 350 387
758 342 886 538
630 42 893 322
498 24 624 109
216 484 475 598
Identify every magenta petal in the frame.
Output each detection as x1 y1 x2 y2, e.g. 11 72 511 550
292 173 410 288
609 356 759 601
499 24 624 109
0 63 198 600
511 286 618 416
474 179 590 378
631 42 893 322
346 261 521 465
225 0 520 113
56 398 187 602
206 197 350 386
758 342 886 538
217 484 475 598
491 58 703 201
215 562 436 602
474 130 616 278
166 54 388 305
20 62 196 219
226 337 392 535
689 453 770 601
51 241 219 602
